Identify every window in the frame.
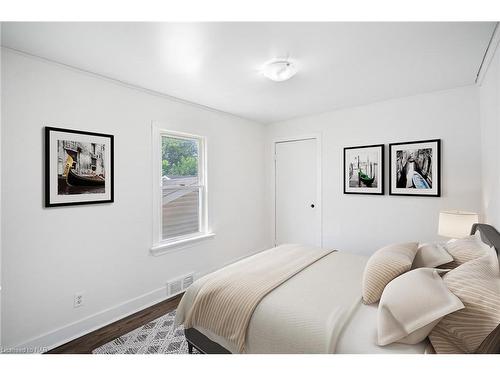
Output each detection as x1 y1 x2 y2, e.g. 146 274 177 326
152 126 212 254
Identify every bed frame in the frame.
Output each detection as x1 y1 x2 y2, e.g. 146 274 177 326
185 223 500 354
471 223 500 261
185 328 231 354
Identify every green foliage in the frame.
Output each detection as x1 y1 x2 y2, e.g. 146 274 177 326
169 156 197 176
162 137 198 177
162 159 170 176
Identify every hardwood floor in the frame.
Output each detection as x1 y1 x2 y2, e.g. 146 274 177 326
46 294 183 354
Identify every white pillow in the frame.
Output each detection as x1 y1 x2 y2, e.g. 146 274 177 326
412 243 453 269
444 233 493 266
377 268 464 346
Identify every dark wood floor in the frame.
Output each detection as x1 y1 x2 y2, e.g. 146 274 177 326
46 294 183 354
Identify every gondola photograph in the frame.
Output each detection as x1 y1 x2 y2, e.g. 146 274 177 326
344 144 384 195
389 139 441 197
58 140 106 194
45 127 114 206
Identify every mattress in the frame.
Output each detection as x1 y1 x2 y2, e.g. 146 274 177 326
177 250 428 354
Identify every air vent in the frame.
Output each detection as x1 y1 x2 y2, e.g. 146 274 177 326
182 274 194 289
167 279 183 296
166 273 195 296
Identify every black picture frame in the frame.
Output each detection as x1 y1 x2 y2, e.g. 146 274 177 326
45 126 114 207
389 139 441 197
343 144 384 195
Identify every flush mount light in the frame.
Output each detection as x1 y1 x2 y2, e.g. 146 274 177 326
262 60 297 82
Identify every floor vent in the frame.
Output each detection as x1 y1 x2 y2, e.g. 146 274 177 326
167 279 183 296
182 274 194 289
167 273 195 296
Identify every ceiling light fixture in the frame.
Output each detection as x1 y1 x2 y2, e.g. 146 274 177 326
262 59 297 82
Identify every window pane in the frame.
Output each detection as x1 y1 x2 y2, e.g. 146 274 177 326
162 188 200 239
162 136 198 179
162 176 199 188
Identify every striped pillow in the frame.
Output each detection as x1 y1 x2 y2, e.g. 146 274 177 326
444 234 493 266
429 248 500 353
362 242 419 304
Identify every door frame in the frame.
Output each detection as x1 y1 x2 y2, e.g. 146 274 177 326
272 133 323 247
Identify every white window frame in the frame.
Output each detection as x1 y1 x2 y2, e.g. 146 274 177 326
151 123 213 256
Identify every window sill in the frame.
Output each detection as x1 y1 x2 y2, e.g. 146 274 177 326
150 232 215 256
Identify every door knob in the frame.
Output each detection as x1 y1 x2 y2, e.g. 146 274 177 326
310 204 315 208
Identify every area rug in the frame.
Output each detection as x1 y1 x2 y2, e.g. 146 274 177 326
93 310 199 354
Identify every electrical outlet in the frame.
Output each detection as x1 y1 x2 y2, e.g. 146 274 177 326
74 292 84 308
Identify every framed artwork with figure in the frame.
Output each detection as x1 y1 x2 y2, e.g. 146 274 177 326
45 126 114 207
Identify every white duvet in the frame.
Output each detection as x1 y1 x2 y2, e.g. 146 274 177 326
176 250 428 354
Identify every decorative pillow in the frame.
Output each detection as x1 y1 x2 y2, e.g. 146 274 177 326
475 322 500 354
377 268 464 346
429 248 500 353
412 243 453 269
444 233 493 266
362 242 419 304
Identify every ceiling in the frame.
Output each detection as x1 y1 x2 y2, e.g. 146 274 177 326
1 22 496 124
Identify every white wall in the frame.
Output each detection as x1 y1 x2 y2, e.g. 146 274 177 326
0 49 270 349
0 25 3 348
479 41 500 228
0 46 487 350
265 86 482 255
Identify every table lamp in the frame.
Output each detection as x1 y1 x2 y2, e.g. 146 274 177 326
438 210 479 239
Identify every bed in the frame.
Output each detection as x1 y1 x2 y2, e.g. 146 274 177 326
175 223 500 354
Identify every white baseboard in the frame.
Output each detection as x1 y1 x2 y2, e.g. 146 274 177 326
14 246 268 353
15 286 171 353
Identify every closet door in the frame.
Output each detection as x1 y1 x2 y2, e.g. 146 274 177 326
275 138 321 247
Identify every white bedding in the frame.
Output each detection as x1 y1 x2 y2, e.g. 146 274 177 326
176 250 428 354
336 301 428 354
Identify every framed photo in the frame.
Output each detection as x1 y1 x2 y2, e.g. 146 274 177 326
45 127 114 207
389 139 441 197
344 144 384 195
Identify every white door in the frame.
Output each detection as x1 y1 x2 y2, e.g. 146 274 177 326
275 138 320 246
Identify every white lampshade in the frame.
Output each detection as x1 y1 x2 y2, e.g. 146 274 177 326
438 210 479 239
